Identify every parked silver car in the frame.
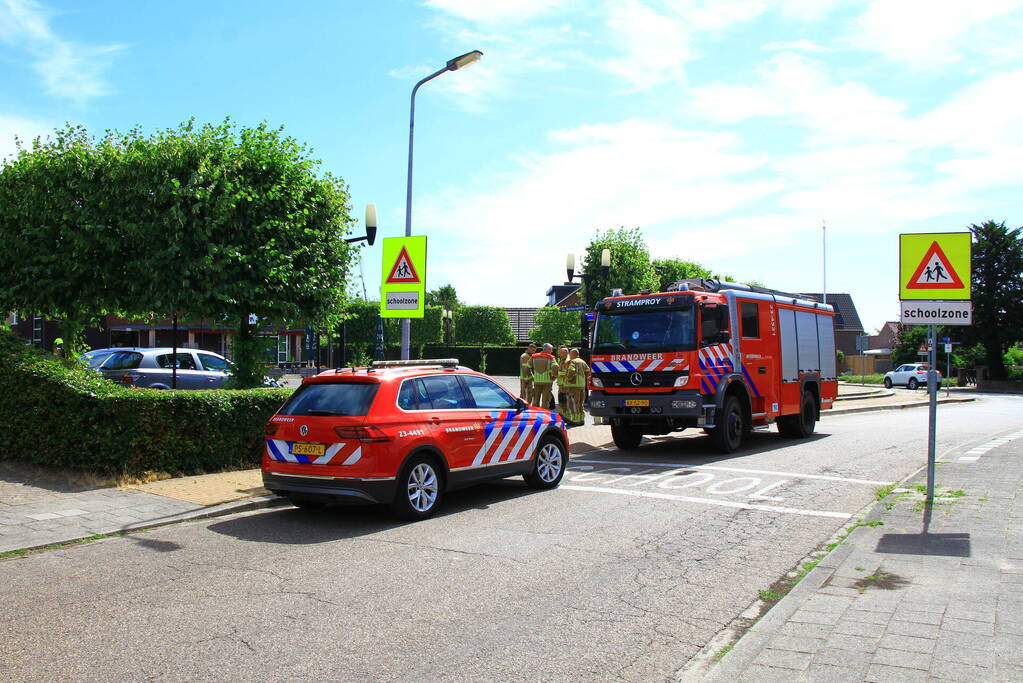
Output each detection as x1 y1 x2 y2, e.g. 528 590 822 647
883 363 942 390
96 348 233 389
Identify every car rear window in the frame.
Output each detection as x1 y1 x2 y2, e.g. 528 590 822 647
279 383 379 417
99 351 142 370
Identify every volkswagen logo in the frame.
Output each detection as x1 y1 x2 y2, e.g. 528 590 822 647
299 425 309 437
630 372 643 386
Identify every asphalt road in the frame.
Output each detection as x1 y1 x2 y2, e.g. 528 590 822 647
2 394 1021 682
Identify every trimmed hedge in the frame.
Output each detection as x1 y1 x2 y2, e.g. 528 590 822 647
0 330 291 476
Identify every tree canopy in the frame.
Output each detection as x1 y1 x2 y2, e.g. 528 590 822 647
0 119 359 383
959 220 1023 380
528 307 579 346
651 258 714 292
581 227 658 306
426 284 460 310
454 306 515 347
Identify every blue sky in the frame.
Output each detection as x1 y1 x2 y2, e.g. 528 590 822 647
2 0 1021 333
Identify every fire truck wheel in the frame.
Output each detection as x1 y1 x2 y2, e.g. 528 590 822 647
391 455 444 521
524 435 567 489
611 425 643 450
778 392 817 438
710 396 744 453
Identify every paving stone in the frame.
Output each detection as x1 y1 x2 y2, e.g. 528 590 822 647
779 621 832 639
941 617 995 636
877 633 935 654
790 609 842 626
24 512 62 521
891 609 942 625
871 647 930 670
752 648 812 671
54 508 89 517
766 635 824 654
864 662 928 682
832 619 886 638
823 633 879 653
932 647 995 667
884 620 938 639
804 663 868 682
935 630 995 652
929 658 992 681
843 610 891 625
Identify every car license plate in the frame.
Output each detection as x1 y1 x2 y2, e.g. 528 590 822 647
292 442 326 457
624 399 650 407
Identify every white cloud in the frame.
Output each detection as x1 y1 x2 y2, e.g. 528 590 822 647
761 39 830 52
0 0 125 103
424 0 569 25
845 0 1023 69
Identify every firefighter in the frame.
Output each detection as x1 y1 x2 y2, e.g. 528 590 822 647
530 343 556 410
555 345 570 415
518 343 536 406
567 348 589 425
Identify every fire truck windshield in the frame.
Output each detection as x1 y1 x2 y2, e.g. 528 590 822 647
592 307 696 353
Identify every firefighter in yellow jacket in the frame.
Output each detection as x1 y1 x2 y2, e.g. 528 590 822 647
564 348 589 425
554 345 570 415
530 343 557 410
518 343 536 406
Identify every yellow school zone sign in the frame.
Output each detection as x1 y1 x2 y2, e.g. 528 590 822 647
899 232 971 301
380 236 427 318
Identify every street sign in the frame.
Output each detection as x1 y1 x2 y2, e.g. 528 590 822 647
944 343 952 353
855 334 869 353
899 300 973 326
380 236 427 319
899 232 971 301
559 305 586 312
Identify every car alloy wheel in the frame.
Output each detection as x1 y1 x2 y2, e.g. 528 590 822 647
536 442 563 483
407 462 439 513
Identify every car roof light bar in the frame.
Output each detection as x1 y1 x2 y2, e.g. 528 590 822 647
370 358 460 369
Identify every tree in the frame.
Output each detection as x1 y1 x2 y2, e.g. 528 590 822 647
528 307 579 346
410 306 444 356
651 258 713 292
453 306 515 346
0 120 358 385
426 284 460 310
581 227 657 306
958 220 1023 380
891 324 952 369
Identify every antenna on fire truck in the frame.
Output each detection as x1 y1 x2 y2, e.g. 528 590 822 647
822 220 827 308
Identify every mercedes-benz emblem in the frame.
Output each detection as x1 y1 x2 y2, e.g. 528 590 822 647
299 425 309 436
630 372 643 386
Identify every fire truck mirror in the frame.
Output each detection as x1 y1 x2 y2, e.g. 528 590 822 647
718 330 731 344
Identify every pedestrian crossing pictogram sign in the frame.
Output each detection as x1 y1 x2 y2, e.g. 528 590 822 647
385 246 420 284
899 232 971 301
380 236 427 318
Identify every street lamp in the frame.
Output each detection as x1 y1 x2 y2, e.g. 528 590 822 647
442 308 453 344
345 203 377 245
566 248 611 359
401 49 483 360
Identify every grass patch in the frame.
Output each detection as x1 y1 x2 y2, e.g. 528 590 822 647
876 483 897 500
0 531 124 561
947 489 967 498
759 589 781 601
788 559 819 586
712 645 733 662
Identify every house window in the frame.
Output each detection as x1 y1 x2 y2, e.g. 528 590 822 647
741 302 760 338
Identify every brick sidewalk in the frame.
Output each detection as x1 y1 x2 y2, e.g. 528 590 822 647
699 429 1023 682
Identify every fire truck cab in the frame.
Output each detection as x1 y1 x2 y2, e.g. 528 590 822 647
587 279 838 453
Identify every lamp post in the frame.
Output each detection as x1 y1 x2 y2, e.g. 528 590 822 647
337 204 377 368
401 50 483 360
442 309 453 345
566 248 611 359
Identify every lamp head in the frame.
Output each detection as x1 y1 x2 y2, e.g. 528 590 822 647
364 203 377 246
566 253 575 281
447 50 483 71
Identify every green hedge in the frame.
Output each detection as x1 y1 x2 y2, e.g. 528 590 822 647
0 330 291 476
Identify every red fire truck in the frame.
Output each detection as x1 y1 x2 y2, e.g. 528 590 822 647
587 279 838 453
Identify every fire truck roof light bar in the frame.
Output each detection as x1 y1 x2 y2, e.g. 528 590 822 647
669 278 806 300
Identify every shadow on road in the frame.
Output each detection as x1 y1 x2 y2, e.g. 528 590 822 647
207 479 543 545
580 428 831 465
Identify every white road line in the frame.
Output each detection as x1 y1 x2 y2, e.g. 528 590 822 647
957 430 1023 462
571 458 891 486
561 485 852 519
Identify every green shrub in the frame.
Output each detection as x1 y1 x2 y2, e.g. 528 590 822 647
0 329 290 476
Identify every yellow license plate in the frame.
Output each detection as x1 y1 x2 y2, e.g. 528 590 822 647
625 399 650 407
292 442 326 457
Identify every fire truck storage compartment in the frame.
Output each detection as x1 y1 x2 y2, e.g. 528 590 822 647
778 303 836 381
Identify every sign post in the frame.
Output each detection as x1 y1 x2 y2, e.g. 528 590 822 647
899 232 972 505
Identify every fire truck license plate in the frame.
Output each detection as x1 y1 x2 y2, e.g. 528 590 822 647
624 399 650 407
292 442 326 457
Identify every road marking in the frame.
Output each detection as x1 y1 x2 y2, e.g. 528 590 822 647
572 458 891 486
957 429 1023 463
561 485 852 519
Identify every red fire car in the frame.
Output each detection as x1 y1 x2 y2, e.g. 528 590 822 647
262 359 569 520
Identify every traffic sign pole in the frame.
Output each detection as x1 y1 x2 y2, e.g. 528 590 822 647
927 325 937 505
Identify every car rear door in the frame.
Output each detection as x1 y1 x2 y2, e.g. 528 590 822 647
197 353 231 388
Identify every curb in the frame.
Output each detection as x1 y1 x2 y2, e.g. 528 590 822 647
2 495 290 557
828 395 975 416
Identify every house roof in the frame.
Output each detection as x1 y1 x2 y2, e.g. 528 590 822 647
504 308 539 343
545 284 581 307
797 293 864 332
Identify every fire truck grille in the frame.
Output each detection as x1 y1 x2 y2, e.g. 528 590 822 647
599 371 686 389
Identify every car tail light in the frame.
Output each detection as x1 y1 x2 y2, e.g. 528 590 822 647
264 423 278 436
334 426 390 442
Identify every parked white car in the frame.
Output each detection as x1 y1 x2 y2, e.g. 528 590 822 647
883 363 942 390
